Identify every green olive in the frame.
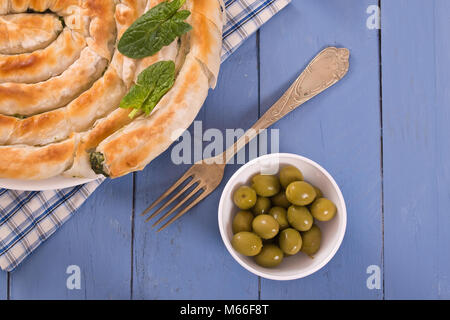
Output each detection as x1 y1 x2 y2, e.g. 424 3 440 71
231 232 262 256
301 225 321 257
233 186 257 210
312 185 323 198
254 244 284 268
285 181 317 206
252 197 271 216
279 165 304 189
269 206 289 230
271 192 291 208
252 214 279 239
287 205 313 231
310 197 337 221
232 211 254 234
251 174 281 197
279 228 302 255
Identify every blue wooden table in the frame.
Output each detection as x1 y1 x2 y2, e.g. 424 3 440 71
1 0 450 300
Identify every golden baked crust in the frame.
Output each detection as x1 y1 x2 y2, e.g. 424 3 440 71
0 65 126 145
98 54 210 177
0 13 62 54
0 29 86 83
82 0 117 60
0 48 107 116
0 136 77 180
0 0 223 180
95 0 223 178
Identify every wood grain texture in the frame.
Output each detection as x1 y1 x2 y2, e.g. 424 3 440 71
8 0 450 299
258 0 383 299
9 177 133 299
132 36 260 299
382 0 450 299
0 273 6 299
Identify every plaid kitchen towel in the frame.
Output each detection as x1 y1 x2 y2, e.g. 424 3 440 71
0 0 290 272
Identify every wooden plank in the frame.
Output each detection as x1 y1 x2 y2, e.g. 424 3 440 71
0 272 6 299
132 36 260 299
382 0 450 299
9 177 133 299
259 0 383 299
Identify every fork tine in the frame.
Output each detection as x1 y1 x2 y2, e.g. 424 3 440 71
156 189 210 232
152 184 204 228
140 170 194 217
144 178 198 222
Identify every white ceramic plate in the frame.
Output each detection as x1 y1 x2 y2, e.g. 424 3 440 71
218 153 347 281
0 176 97 191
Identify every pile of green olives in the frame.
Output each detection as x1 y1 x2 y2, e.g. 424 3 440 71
231 165 337 268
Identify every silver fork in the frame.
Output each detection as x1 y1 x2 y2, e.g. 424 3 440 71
142 47 350 231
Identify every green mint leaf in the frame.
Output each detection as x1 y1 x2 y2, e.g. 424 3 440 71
119 60 175 118
173 10 191 20
118 0 192 59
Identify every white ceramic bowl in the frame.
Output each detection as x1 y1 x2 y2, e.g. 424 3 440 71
218 153 347 281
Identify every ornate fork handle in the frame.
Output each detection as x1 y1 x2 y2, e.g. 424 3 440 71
219 47 350 164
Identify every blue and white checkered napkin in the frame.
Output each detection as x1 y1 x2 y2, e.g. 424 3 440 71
0 0 290 272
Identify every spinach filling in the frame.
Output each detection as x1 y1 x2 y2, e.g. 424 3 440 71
89 152 109 177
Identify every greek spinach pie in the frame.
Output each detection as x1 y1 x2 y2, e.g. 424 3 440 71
0 0 223 180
